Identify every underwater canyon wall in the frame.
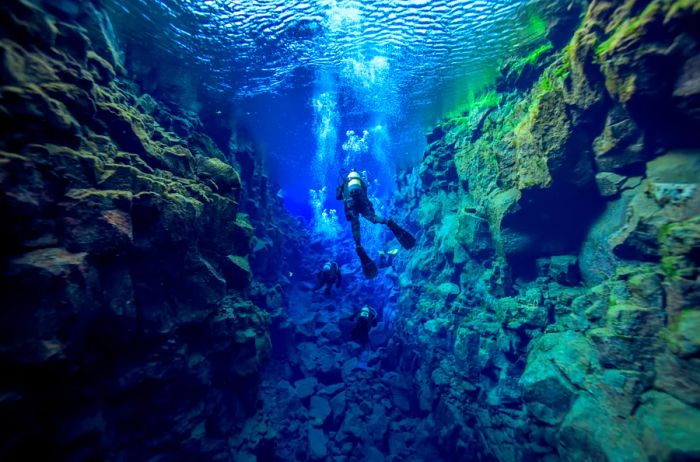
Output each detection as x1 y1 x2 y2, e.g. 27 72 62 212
0 1 297 459
391 0 700 460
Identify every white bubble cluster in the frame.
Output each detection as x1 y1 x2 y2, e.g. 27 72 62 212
341 129 369 168
309 186 342 239
313 91 338 172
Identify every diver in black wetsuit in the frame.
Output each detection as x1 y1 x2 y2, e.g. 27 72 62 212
376 248 398 269
336 170 416 279
349 305 378 346
312 260 342 295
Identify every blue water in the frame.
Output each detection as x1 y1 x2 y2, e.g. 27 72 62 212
105 0 546 218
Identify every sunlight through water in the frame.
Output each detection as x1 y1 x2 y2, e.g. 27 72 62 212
105 0 550 215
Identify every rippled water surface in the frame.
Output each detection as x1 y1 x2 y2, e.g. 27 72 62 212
105 0 549 214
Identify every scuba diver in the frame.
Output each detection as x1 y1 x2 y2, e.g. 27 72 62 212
312 260 342 295
377 248 399 269
349 305 378 346
336 170 416 279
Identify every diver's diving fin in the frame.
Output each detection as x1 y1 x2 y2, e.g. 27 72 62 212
356 246 378 279
387 219 416 250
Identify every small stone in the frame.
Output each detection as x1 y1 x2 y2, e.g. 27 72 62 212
330 391 347 424
294 377 318 399
431 367 450 386
317 383 344 397
424 318 448 336
309 395 331 424
308 426 328 459
341 358 358 380
595 172 627 197
436 282 460 296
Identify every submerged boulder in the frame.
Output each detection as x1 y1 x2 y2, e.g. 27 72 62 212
558 395 645 462
197 156 241 195
224 255 253 289
307 426 328 459
635 391 700 460
0 1 287 459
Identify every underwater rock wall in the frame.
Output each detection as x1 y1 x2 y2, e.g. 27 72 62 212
392 0 700 460
0 1 292 459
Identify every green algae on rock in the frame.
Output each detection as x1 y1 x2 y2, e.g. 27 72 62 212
388 0 700 459
0 1 294 459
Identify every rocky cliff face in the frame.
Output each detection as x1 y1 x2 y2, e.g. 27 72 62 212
0 1 293 459
391 0 700 460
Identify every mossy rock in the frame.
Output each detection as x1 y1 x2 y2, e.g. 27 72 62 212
159 144 195 178
520 346 577 425
0 40 52 85
86 50 116 82
197 156 241 195
527 331 598 388
94 101 150 156
588 327 633 368
606 303 663 337
161 192 202 236
40 82 96 120
497 42 554 91
98 162 143 190
224 255 252 289
1 84 80 146
667 310 700 358
595 1 661 59
25 144 103 188
61 188 133 254
189 132 227 161
660 218 700 253
592 104 645 172
214 297 271 376
558 395 645 461
131 191 200 252
635 390 700 460
496 291 547 331
654 350 700 407
627 271 664 308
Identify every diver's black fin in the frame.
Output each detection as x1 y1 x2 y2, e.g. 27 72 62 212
356 246 378 279
388 219 416 250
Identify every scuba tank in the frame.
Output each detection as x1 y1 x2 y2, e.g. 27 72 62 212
346 171 362 196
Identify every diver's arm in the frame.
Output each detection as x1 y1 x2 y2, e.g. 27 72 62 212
336 270 342 288
335 182 344 200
